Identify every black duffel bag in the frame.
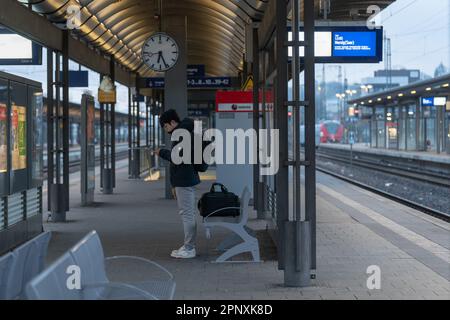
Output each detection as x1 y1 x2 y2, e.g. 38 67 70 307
198 183 240 217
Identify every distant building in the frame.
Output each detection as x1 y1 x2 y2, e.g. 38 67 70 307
361 69 421 93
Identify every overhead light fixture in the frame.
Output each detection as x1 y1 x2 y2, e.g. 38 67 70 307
377 98 382 101
368 100 373 103
387 96 392 99
411 90 417 94
426 87 432 91
442 83 449 87
398 93 404 97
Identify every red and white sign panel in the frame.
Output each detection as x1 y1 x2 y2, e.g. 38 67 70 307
215 91 273 112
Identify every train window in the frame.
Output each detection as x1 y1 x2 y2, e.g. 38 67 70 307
325 122 340 135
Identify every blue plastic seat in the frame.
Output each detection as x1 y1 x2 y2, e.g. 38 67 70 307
3 231 52 299
0 253 14 299
25 252 82 300
26 230 175 300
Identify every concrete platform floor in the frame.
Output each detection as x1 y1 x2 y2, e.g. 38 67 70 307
42 160 450 300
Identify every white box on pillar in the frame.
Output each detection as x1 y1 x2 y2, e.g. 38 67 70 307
215 91 255 200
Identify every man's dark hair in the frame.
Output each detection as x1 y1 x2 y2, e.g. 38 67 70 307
159 109 180 127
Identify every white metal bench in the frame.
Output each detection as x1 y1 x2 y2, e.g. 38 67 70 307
26 230 176 300
203 187 260 262
0 231 51 299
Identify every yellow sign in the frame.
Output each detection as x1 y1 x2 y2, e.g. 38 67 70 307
242 75 253 91
98 89 116 104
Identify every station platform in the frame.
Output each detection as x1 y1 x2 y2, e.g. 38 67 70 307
319 143 450 165
41 160 449 300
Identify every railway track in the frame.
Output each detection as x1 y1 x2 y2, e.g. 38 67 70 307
315 148 450 221
316 149 450 188
43 149 129 174
316 166 449 222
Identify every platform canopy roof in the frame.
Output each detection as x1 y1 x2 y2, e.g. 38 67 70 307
18 0 395 79
348 73 450 107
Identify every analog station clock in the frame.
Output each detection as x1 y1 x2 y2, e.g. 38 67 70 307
141 33 179 72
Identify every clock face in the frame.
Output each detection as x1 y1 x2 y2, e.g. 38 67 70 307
141 33 179 72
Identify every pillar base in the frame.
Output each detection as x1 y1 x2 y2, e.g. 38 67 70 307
129 148 140 179
283 220 311 287
102 168 113 194
49 183 67 222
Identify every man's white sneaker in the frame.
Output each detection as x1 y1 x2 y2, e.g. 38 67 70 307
170 247 196 259
171 246 185 255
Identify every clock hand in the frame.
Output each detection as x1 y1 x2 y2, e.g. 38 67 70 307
160 54 169 68
157 51 162 63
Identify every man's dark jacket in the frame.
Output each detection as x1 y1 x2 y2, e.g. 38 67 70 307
159 118 201 187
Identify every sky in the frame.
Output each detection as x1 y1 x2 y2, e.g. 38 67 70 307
0 0 449 113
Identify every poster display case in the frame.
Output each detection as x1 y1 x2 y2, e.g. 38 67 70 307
0 71 43 254
9 81 28 193
29 88 43 187
0 78 8 196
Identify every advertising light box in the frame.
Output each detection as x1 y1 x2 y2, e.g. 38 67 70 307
288 26 383 63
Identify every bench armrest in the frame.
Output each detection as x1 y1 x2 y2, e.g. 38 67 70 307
203 207 240 222
105 255 174 281
82 282 158 300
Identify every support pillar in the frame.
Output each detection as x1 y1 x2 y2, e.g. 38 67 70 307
163 15 188 199
47 30 70 222
251 24 264 219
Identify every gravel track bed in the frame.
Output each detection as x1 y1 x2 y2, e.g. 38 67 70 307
317 158 450 215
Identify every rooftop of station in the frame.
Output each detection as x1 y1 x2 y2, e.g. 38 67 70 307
348 73 450 106
3 0 395 85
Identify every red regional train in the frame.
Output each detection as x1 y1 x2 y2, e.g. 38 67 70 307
319 120 344 143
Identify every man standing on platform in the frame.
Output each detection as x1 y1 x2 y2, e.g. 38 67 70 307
155 109 200 259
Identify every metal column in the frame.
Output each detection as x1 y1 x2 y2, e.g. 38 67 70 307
252 25 264 219
47 30 70 222
99 57 116 193
304 0 317 276
275 0 315 287
275 0 289 273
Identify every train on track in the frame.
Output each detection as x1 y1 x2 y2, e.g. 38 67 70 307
299 120 345 146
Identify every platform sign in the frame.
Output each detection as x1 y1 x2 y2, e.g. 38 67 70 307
59 70 89 87
216 90 273 112
421 96 447 107
187 65 205 77
288 26 383 63
349 131 355 145
187 77 232 88
81 94 95 206
144 77 232 89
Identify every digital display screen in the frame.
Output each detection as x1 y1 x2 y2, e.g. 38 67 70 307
288 32 332 57
288 26 382 63
0 34 32 59
0 30 42 65
332 31 377 57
